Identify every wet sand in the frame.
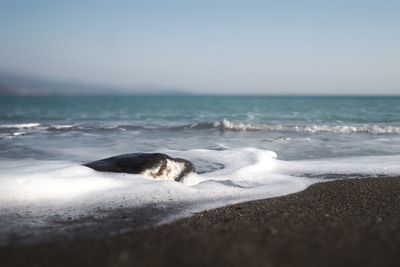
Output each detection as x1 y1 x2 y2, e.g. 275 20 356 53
1 177 400 267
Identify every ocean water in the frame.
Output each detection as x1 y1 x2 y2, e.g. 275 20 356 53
1 95 400 245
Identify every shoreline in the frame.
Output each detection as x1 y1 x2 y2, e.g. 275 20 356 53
2 177 400 267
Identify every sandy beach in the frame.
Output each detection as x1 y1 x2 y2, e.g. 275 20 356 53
1 177 400 267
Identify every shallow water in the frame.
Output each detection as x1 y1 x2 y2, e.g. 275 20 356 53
1 96 400 245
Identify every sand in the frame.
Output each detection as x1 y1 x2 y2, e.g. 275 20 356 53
1 177 400 267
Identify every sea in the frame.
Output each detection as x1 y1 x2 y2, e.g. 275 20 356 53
1 95 400 245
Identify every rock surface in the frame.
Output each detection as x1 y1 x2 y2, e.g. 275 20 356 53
83 153 196 181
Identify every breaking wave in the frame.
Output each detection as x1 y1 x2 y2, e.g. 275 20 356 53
1 119 400 137
207 119 400 134
0 123 41 129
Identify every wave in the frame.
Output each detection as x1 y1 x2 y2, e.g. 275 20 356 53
2 119 400 136
0 123 41 129
191 119 400 134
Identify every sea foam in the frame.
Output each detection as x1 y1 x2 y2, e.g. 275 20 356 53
2 120 400 136
210 119 400 134
0 123 41 129
1 148 400 245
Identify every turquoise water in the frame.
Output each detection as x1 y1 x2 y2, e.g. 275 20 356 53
1 96 400 161
1 96 400 123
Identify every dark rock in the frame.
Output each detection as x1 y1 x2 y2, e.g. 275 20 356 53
83 153 196 182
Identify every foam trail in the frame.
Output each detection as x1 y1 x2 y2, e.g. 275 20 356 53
274 155 400 177
2 120 400 135
211 119 400 133
0 123 41 129
1 148 400 245
0 165 125 202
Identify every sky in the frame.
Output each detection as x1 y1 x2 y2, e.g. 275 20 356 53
0 0 399 95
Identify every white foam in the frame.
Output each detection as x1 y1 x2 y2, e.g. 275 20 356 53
0 164 125 202
49 124 76 129
215 118 256 131
140 159 187 180
0 123 41 129
1 148 400 244
275 155 400 177
11 132 25 136
212 119 400 134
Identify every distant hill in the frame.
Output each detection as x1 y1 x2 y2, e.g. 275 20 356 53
0 72 187 96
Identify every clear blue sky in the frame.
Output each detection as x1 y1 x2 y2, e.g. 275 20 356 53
0 0 399 94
